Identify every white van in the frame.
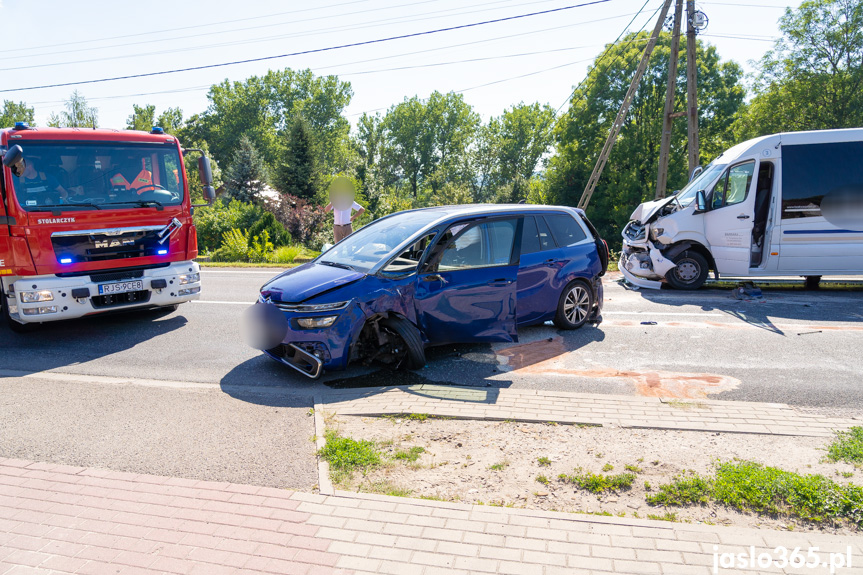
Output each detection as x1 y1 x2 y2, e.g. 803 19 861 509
619 128 863 289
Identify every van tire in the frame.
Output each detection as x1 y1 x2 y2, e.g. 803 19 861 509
553 280 593 330
804 276 821 290
666 251 709 290
380 317 426 370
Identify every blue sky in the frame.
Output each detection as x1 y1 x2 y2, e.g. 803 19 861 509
0 0 799 130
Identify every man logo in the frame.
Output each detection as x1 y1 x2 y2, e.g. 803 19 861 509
94 239 135 249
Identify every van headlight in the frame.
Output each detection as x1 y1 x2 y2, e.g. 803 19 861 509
20 290 54 303
297 316 338 329
179 272 200 285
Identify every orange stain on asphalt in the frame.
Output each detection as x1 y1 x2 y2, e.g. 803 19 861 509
496 338 740 399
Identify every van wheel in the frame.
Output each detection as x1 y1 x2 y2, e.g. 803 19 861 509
380 317 426 370
553 280 593 330
804 276 821 290
666 251 709 290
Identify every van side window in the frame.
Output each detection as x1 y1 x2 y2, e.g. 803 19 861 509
544 214 587 247
711 161 755 209
782 142 863 220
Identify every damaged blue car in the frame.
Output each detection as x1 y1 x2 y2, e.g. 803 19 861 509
248 205 608 379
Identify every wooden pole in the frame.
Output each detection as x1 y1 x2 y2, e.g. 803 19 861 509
686 0 699 175
578 0 675 210
655 0 683 200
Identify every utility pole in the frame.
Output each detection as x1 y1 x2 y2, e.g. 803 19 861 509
686 0 700 175
578 0 674 211
654 0 684 199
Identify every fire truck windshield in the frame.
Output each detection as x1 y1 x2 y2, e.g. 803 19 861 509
9 141 184 212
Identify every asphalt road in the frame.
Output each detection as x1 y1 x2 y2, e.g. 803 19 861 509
1 267 862 486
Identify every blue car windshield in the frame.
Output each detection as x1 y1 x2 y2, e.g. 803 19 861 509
319 209 447 273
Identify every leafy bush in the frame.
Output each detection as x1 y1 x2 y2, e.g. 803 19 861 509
269 245 303 264
318 431 381 472
272 192 328 245
558 469 635 493
248 211 290 247
193 199 264 252
211 228 251 262
646 474 712 506
826 427 863 463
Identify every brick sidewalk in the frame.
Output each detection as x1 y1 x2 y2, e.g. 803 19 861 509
3 458 862 575
321 385 858 437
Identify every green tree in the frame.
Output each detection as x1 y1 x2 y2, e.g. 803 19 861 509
735 0 863 137
0 100 36 127
197 68 353 176
47 90 98 128
274 115 320 200
224 134 269 203
544 31 744 246
157 107 184 133
379 91 480 197
126 104 156 131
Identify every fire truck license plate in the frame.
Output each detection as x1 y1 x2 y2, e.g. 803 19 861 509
98 280 144 295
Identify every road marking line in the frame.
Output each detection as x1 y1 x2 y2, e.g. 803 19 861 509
192 300 253 305
603 312 723 317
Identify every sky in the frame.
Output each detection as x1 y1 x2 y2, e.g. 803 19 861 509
0 0 800 131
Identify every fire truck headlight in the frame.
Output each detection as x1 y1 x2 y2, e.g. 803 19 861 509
179 272 200 285
20 290 54 303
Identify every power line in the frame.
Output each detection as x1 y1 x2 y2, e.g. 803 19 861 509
0 0 612 94
24 11 639 108
703 33 778 42
0 0 376 55
5 0 559 68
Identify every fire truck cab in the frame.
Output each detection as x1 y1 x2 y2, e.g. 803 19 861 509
0 123 214 331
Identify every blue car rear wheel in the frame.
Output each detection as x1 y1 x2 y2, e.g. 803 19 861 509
553 280 593 330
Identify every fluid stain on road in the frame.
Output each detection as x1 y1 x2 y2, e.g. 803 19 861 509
496 337 740 399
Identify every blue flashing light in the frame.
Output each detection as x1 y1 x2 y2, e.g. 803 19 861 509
157 249 169 255
60 258 73 264
14 122 29 130
150 126 165 134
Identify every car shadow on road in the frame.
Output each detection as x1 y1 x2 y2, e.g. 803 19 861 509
0 308 188 374
630 282 863 336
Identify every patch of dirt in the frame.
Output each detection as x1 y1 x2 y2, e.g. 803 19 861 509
331 416 860 534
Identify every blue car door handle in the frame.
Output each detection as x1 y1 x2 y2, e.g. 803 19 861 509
487 278 514 287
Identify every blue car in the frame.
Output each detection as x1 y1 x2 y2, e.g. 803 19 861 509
249 205 608 379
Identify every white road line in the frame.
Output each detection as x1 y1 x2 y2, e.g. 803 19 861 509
603 311 724 317
192 300 254 305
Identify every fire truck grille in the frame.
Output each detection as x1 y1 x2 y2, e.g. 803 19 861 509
91 290 152 309
88 270 145 283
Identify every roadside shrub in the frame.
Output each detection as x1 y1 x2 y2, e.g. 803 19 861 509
269 245 303 264
248 211 290 247
318 431 381 472
826 427 863 464
646 474 712 506
558 468 635 493
272 192 328 245
211 228 250 262
193 199 263 252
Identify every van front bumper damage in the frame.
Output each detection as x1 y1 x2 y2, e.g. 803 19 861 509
619 221 677 290
2 261 201 324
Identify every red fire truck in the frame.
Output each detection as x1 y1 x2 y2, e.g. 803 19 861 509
0 122 216 332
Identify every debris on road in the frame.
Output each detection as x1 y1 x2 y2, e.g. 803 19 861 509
733 282 763 300
640 321 658 325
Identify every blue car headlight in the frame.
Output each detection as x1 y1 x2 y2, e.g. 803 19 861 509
297 316 338 329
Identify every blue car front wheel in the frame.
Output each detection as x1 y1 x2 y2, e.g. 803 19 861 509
553 280 593 330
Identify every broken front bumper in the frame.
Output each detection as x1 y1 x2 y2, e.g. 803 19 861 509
619 221 676 290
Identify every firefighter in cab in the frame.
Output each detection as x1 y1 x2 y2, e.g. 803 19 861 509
109 159 154 195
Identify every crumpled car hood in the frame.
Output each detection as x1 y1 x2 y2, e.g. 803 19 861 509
629 196 676 224
261 262 365 303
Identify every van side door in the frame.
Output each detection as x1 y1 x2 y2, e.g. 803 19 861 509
414 218 521 344
778 142 863 273
702 160 757 276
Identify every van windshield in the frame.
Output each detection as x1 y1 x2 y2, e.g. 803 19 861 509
675 163 726 206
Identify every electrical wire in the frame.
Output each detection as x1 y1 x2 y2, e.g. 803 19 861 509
0 0 611 94
5 0 563 66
